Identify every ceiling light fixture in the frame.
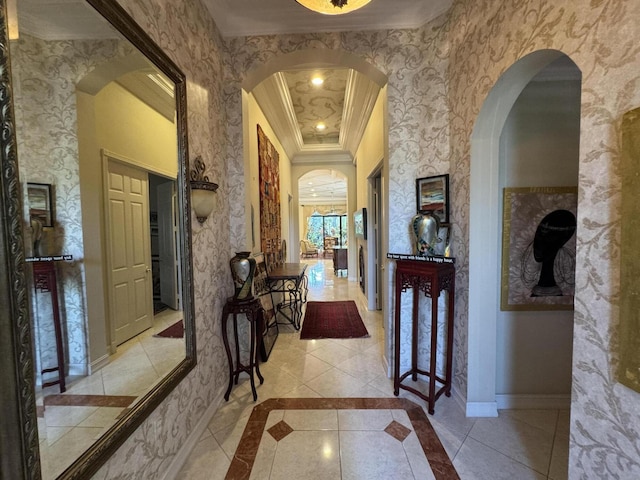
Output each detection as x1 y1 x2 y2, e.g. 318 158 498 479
296 0 372 15
311 76 324 86
316 122 327 131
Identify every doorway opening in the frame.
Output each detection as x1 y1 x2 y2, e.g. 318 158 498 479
467 50 581 416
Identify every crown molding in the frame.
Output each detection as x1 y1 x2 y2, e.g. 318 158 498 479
252 72 303 159
341 69 380 157
292 150 352 164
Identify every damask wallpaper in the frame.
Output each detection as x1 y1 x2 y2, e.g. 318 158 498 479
78 0 640 478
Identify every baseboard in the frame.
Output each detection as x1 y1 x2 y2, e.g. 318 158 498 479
495 394 570 410
466 401 499 417
67 363 87 377
162 387 226 480
88 354 110 374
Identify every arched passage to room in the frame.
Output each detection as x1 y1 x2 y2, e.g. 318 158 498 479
239 48 388 309
298 169 349 258
467 50 581 416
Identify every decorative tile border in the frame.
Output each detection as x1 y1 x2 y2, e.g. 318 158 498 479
225 397 459 480
44 394 137 408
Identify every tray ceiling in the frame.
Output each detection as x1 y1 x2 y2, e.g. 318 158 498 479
203 0 454 37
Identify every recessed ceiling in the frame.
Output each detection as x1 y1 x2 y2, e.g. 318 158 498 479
284 68 348 146
203 0 454 37
252 66 381 164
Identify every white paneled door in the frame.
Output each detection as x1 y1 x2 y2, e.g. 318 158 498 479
106 160 153 345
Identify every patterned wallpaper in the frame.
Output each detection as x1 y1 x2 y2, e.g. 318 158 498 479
66 0 640 478
283 68 348 144
445 1 640 476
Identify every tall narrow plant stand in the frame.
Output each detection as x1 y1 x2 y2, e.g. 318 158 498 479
392 258 455 414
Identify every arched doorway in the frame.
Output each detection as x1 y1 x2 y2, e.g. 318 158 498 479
298 169 349 258
239 48 388 306
467 50 581 416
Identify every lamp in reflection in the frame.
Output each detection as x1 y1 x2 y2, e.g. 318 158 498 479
189 156 218 224
296 0 371 15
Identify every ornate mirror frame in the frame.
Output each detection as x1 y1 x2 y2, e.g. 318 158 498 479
0 0 196 478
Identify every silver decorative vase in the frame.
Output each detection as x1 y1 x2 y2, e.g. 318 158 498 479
411 211 441 256
229 251 256 300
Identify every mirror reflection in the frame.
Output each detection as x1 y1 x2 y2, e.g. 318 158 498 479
11 1 186 477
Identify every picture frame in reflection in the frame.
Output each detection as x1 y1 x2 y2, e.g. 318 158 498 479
27 182 54 227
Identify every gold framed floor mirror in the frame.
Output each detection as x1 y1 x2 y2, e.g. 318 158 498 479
0 0 196 478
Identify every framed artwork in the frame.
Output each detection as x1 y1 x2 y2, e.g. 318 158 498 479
27 182 54 227
252 252 278 361
354 208 367 239
258 125 281 268
501 187 578 311
416 174 449 224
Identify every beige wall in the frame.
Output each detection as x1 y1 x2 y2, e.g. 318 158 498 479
79 80 177 363
242 90 292 255
353 86 386 306
355 87 386 208
95 82 177 177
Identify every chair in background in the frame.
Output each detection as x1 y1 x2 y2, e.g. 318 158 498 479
323 236 338 258
300 239 318 258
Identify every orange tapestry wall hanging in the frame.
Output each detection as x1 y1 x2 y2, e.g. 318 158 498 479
257 125 281 268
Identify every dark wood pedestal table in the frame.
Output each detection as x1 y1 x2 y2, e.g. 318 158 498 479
28 257 69 393
221 296 264 401
390 256 455 414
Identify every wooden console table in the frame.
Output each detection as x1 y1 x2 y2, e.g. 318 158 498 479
332 247 348 275
391 257 455 414
267 263 308 330
221 297 265 401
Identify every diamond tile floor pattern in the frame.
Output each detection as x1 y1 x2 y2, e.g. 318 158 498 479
177 259 570 480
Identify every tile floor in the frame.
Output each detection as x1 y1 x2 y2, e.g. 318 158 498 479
178 258 570 480
36 307 184 479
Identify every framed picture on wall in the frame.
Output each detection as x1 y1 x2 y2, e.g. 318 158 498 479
354 208 367 239
500 187 578 311
27 182 54 227
416 174 449 224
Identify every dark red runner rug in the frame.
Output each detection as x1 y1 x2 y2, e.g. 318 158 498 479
154 319 184 338
300 301 369 339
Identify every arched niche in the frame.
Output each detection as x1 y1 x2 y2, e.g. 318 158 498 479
467 49 581 416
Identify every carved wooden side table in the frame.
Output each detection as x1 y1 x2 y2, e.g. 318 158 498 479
392 258 455 414
31 260 66 393
221 296 264 401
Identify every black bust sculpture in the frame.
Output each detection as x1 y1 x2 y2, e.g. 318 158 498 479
530 209 576 296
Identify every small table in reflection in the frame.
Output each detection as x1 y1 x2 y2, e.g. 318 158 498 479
26 255 73 393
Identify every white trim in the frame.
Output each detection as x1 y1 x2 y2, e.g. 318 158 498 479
161 388 226 480
466 401 499 418
467 50 567 412
88 354 109 374
67 364 88 377
495 394 570 410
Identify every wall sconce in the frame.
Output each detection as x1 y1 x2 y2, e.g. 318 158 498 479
190 156 218 224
